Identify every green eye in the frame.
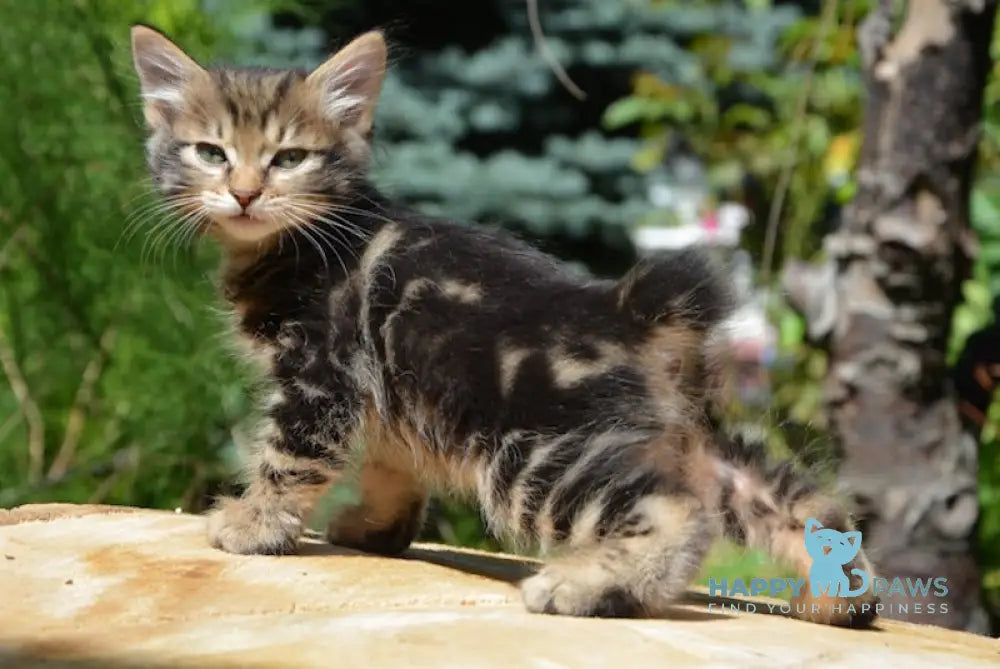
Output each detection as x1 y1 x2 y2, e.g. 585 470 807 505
195 143 227 165
272 149 307 169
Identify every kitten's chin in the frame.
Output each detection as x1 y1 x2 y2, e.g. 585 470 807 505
210 215 285 247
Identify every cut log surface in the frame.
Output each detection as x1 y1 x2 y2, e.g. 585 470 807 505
0 504 997 668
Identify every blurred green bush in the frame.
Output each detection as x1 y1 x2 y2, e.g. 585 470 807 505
0 0 266 510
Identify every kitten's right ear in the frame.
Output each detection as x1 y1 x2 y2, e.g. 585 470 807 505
306 31 387 135
130 25 204 128
805 518 823 534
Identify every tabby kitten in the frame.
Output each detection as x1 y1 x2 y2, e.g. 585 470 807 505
130 25 877 626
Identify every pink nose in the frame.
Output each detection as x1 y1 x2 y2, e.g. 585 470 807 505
230 188 261 210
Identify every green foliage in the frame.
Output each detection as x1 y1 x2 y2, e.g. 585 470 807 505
951 21 1000 364
0 0 276 509
361 1 799 250
696 541 796 598
605 0 869 262
982 395 1000 618
949 21 1000 619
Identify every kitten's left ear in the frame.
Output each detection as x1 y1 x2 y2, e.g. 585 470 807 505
130 25 206 128
307 31 387 134
805 518 823 534
843 531 862 547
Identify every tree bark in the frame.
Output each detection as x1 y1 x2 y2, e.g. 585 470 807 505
818 0 996 633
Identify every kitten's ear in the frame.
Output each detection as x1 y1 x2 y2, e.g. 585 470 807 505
306 31 387 134
130 25 204 128
805 518 823 534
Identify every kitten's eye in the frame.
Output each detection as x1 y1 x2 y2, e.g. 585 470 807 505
195 143 227 165
272 149 308 169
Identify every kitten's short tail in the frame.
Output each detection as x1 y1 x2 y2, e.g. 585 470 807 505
711 422 837 548
704 422 878 627
615 249 733 331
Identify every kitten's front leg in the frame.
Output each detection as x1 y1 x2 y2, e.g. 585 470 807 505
208 378 361 555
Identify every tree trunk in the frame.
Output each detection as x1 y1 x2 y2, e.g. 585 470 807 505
817 0 996 633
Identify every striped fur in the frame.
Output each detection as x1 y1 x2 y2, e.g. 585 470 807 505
132 26 877 628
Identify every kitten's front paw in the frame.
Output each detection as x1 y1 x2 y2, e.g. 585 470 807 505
521 569 643 618
206 497 302 555
791 587 879 628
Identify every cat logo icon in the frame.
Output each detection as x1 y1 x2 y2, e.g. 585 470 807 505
804 517 871 598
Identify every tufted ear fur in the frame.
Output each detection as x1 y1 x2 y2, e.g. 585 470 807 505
130 25 205 128
306 31 387 135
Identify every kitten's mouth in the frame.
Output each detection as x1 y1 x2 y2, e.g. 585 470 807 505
221 214 270 229
212 212 283 245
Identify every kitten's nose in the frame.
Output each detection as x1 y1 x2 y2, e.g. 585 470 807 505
230 188 262 210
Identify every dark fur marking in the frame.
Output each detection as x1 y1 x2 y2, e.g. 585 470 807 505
260 463 329 487
547 442 651 541
517 436 585 533
750 499 772 518
770 461 797 500
617 249 733 330
718 478 746 543
594 469 664 537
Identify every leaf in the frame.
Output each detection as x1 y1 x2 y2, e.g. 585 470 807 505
972 188 1000 235
721 103 771 130
631 138 667 173
603 96 654 129
963 278 994 310
778 310 806 350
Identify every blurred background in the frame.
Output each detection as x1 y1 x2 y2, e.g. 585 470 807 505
0 0 998 635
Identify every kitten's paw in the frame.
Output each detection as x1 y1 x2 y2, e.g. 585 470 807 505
520 569 643 618
791 588 879 628
327 499 424 556
206 497 301 555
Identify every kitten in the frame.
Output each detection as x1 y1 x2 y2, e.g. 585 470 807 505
130 25 877 626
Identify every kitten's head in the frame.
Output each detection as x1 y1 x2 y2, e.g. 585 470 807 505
804 518 862 565
130 25 386 245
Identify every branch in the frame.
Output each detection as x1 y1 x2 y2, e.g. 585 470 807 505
0 329 45 483
0 438 130 508
526 0 587 101
0 226 45 482
47 326 117 480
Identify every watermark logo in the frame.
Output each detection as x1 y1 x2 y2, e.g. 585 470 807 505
804 517 869 597
705 518 950 617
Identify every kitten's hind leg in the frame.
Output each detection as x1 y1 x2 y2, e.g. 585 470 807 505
326 455 428 556
521 491 715 617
